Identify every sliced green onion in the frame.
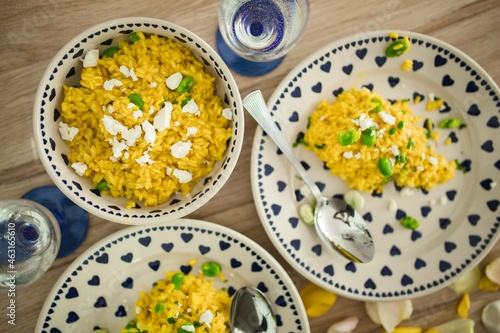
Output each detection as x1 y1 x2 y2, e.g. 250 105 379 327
378 157 393 177
314 143 325 149
102 47 119 58
167 317 176 324
201 261 221 277
193 321 202 327
424 118 434 138
171 272 184 290
439 117 462 129
344 189 365 210
337 129 359 146
407 138 415 149
181 96 192 107
130 32 140 43
385 39 410 57
361 126 377 146
370 97 383 113
299 203 314 225
96 180 109 191
154 302 165 314
177 76 196 94
401 215 419 229
129 93 144 110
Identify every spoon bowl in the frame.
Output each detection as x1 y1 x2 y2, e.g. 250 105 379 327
230 286 277 333
243 90 375 263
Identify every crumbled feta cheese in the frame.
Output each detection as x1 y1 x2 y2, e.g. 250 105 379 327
135 151 155 166
132 110 143 119
428 93 435 102
358 113 375 131
417 166 424 171
388 199 398 212
148 105 155 114
141 121 157 146
103 79 123 91
182 99 200 116
174 121 180 126
166 167 172 175
379 111 396 125
71 162 87 176
119 65 131 77
199 310 214 328
400 187 415 196
187 308 192 314
129 68 138 81
102 115 125 135
391 145 399 156
101 105 106 112
109 156 118 162
59 121 79 141
124 152 130 159
127 103 137 109
186 126 198 137
173 169 193 183
109 137 128 158
170 140 192 158
374 148 379 152
122 125 142 146
166 72 183 90
82 49 99 68
107 105 115 114
343 151 353 159
421 152 426 160
354 152 362 160
135 306 141 314
154 102 173 131
428 156 438 166
389 157 396 166
222 107 233 120
378 128 386 138
407 129 412 136
150 82 158 88
439 196 448 205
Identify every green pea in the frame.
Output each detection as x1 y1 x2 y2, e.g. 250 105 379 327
424 118 434 138
171 272 184 289
361 126 377 146
385 39 410 57
397 121 404 129
201 261 221 277
401 215 419 230
130 32 140 43
102 47 119 58
370 97 382 113
438 117 462 129
388 128 396 135
96 180 109 191
128 93 144 110
154 302 165 314
337 129 359 146
177 76 196 94
378 157 393 177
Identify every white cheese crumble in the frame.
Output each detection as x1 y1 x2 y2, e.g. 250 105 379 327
400 187 415 196
153 102 173 131
222 107 233 120
122 125 142 146
170 140 192 159
428 92 435 102
166 167 172 175
82 49 99 68
109 137 128 158
141 121 157 146
199 310 214 328
186 126 198 137
129 68 138 81
135 306 141 314
148 106 155 114
102 115 125 135
180 324 195 332
391 145 399 156
388 199 398 212
428 156 438 166
107 105 115 114
71 162 87 176
354 152 362 160
379 111 396 125
166 72 183 90
358 113 376 131
378 128 386 138
343 151 353 159
136 151 155 166
417 166 424 172
439 196 448 205
58 121 79 141
127 103 137 109
103 79 123 91
119 65 131 77
132 110 143 119
150 82 158 88
182 99 200 116
173 169 193 183
174 121 180 126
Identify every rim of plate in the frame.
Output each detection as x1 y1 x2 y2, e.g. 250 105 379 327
250 29 500 301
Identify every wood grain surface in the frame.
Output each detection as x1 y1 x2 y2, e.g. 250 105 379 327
1 0 499 332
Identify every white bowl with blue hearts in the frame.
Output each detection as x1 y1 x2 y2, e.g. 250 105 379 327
251 30 500 300
33 17 244 224
35 219 310 332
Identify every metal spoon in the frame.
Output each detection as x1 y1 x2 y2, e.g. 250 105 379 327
230 286 277 333
243 90 375 263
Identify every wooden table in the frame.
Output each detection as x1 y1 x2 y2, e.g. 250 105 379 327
1 0 499 332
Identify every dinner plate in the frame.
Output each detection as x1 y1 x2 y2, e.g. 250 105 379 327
36 219 310 332
251 30 500 301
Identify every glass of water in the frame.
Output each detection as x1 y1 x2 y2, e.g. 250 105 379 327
0 186 89 291
216 0 309 76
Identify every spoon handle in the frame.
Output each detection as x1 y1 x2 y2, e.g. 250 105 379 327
243 90 323 200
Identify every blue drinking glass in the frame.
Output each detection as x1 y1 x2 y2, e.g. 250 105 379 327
217 0 309 76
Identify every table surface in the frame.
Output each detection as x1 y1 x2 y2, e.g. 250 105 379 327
1 0 499 332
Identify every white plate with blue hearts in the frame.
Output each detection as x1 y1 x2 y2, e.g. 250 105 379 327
251 30 500 301
36 219 310 332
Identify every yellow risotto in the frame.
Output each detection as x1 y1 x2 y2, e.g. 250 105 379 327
122 272 231 333
59 32 232 206
302 87 455 193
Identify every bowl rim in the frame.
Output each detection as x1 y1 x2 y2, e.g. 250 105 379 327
32 17 244 224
